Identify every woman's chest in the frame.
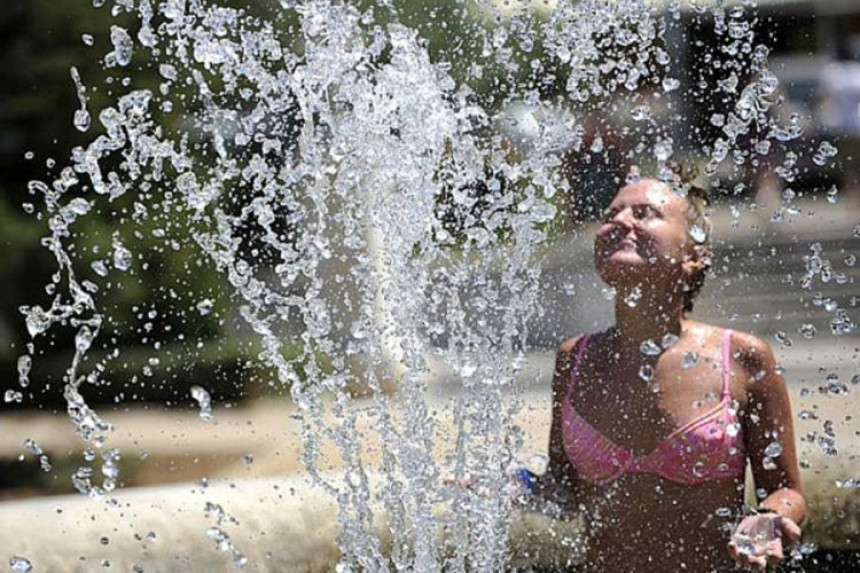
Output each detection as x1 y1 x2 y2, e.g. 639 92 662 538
572 347 746 454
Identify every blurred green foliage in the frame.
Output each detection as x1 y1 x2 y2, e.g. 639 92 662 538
0 0 264 407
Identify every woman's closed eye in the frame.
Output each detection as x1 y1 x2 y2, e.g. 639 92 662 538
602 204 660 223
632 204 660 220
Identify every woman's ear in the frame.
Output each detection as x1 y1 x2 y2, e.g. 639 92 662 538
682 244 711 276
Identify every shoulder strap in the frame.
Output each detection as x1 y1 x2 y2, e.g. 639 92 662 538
721 329 733 398
568 335 591 399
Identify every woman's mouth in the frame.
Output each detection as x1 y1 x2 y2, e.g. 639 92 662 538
617 237 638 250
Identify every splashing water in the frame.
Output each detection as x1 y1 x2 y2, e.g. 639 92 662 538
9 557 33 573
16 0 856 569
190 385 214 422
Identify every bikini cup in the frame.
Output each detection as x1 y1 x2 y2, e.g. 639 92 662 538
561 331 746 486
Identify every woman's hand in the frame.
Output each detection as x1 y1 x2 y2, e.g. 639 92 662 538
442 467 535 501
727 513 801 570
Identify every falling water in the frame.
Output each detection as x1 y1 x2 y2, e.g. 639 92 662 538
16 0 853 570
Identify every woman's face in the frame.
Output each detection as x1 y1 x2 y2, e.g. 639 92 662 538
593 178 700 296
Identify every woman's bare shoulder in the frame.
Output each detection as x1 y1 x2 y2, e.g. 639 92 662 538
729 330 780 383
687 321 770 353
690 321 777 377
557 334 584 356
685 321 775 372
556 329 603 357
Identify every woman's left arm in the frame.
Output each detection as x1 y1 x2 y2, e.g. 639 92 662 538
739 334 806 526
727 334 806 569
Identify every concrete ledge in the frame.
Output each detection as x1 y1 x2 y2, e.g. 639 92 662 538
0 474 588 572
1 468 857 571
0 477 341 572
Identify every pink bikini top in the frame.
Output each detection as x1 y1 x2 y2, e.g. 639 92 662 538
561 330 746 486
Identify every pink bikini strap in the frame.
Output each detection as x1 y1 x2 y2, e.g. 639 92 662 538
721 329 733 398
567 334 591 399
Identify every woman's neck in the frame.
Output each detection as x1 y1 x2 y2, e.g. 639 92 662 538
611 287 686 349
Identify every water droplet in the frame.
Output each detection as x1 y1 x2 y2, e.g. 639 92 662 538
74 109 92 132
113 239 133 271
24 439 43 456
601 287 615 301
845 254 856 267
734 535 756 556
662 77 680 92
813 141 838 166
762 456 777 470
623 285 641 308
630 105 650 121
350 321 368 339
715 507 732 517
191 386 213 422
797 324 816 339
107 26 134 67
689 225 707 244
159 64 178 81
25 305 51 338
9 556 33 573
638 364 655 382
457 363 477 377
562 283 576 296
653 139 673 161
826 373 849 395
4 390 23 403
661 333 679 349
754 139 771 155
774 331 792 348
835 478 860 489
196 299 214 315
681 351 698 370
798 542 817 555
726 423 741 438
75 325 95 354
102 460 120 480
81 34 95 46
640 339 662 356
67 198 91 216
17 355 31 388
764 442 783 458
91 260 109 277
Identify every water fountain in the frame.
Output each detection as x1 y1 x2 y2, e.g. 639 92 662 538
4 0 858 570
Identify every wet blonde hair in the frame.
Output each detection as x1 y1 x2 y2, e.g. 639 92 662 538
661 163 712 313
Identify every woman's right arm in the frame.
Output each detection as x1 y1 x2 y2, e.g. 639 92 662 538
531 337 581 510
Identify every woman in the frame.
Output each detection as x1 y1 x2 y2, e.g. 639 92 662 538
529 174 805 571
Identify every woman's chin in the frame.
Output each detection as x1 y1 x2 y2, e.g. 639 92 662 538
595 256 653 287
596 250 646 272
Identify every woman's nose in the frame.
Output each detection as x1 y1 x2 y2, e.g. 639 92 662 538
610 207 634 227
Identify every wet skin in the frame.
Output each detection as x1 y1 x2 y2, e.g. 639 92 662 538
538 180 805 572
